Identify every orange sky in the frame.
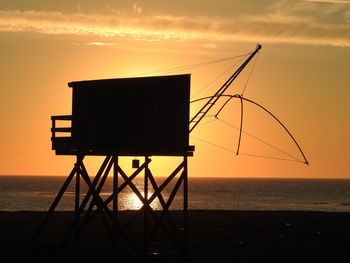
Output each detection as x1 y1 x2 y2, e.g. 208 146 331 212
0 0 349 178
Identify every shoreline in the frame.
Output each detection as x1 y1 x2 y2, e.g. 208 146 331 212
1 210 349 262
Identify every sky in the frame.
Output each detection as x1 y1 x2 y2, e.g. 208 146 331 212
0 0 349 178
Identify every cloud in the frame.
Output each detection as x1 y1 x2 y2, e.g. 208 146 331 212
132 3 143 14
86 42 120 46
0 9 349 47
304 0 350 4
272 0 350 17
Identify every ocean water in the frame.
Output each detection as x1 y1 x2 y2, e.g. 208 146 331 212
1 176 350 212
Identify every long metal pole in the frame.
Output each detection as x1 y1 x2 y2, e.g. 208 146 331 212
189 44 262 133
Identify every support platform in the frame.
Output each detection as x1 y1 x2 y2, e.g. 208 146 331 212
33 155 189 259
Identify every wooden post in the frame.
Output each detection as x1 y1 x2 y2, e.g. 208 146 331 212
183 156 189 257
51 118 55 141
75 158 80 215
144 156 149 253
113 156 119 237
32 162 78 243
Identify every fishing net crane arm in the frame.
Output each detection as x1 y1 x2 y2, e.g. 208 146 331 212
190 94 309 165
189 44 262 133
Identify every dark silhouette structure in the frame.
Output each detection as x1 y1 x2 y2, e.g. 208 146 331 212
37 44 308 261
52 74 193 156
32 43 311 262
36 74 194 259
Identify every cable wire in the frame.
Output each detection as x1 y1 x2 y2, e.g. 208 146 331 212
217 118 303 163
241 51 260 95
191 56 247 99
191 135 304 163
129 53 251 77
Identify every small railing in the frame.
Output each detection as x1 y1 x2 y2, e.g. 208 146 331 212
51 115 72 150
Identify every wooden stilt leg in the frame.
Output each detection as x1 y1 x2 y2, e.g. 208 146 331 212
31 164 77 243
113 156 119 238
144 156 149 254
75 165 80 215
183 156 189 259
77 162 116 245
63 156 112 245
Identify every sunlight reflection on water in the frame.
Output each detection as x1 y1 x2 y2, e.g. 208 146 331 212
119 192 161 210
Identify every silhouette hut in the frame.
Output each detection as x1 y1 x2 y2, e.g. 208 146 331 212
39 74 194 256
52 74 193 156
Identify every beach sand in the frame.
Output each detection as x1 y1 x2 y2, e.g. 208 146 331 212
0 210 349 262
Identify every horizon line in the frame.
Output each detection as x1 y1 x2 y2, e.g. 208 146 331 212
1 174 350 180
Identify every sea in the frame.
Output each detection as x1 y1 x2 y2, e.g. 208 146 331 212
1 176 350 212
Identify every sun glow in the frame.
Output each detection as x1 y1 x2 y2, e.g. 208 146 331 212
1 0 349 179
